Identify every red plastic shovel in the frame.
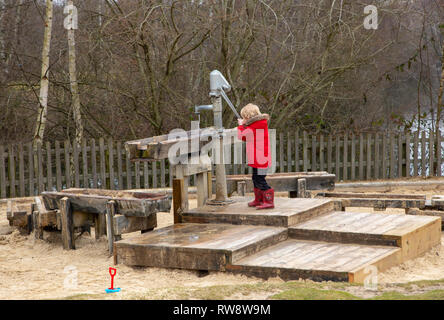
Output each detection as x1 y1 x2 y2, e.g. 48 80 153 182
105 267 121 293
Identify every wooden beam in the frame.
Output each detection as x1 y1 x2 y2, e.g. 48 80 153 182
173 178 185 224
113 214 157 235
106 200 116 255
60 197 75 250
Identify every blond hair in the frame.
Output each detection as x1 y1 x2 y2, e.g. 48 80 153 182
240 103 261 119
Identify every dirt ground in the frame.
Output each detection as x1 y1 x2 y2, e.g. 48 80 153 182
1 178 444 300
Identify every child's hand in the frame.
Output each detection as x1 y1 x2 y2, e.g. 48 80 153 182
237 118 244 126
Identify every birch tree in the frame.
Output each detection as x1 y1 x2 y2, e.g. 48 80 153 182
33 0 53 148
66 0 83 146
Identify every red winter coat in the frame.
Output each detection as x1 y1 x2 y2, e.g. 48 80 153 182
237 114 271 169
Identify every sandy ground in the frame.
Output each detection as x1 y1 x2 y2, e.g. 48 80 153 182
1 179 444 299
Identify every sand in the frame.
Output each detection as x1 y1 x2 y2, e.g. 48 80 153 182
1 180 444 299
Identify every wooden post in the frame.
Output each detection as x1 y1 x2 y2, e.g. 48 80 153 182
94 213 106 240
297 178 307 198
60 197 75 250
437 130 441 177
359 133 364 180
366 133 372 180
106 200 116 255
207 171 212 200
343 134 348 181
351 134 356 180
405 132 411 177
237 181 246 197
173 178 184 224
196 172 207 207
91 138 98 188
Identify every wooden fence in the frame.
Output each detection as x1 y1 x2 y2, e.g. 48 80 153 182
0 131 442 199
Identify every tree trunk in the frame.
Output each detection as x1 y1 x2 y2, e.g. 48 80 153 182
33 0 53 148
0 0 6 68
67 0 83 146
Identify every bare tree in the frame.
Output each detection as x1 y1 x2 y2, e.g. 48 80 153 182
33 0 53 148
66 0 83 146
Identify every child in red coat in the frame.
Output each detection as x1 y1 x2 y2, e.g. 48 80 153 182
237 104 274 209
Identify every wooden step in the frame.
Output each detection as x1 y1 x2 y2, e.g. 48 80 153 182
227 239 401 283
182 197 335 227
114 223 287 271
289 211 441 262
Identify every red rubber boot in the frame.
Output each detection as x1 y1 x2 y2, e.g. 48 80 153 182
248 188 263 207
257 188 275 209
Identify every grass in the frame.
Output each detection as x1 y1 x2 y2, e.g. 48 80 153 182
61 279 444 300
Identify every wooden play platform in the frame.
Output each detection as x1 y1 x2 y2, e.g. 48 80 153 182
114 197 442 283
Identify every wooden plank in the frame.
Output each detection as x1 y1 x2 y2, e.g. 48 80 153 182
161 159 166 187
125 146 132 189
343 134 347 181
108 138 114 190
374 133 379 179
37 142 44 194
413 131 419 177
382 133 387 179
297 178 307 198
327 134 332 174
319 134 324 172
99 138 106 188
152 161 158 188
82 139 88 188
303 131 308 172
113 214 157 235
366 133 372 180
287 132 292 172
333 198 425 210
312 135 317 172
227 239 401 283
405 132 411 177
398 133 403 178
115 223 287 270
295 131 300 172
27 143 34 196
279 132 284 172
437 131 441 177
390 132 395 179
135 161 140 189
0 145 5 198
73 141 80 188
91 139 97 188
429 131 434 176
106 200 116 254
173 178 184 224
55 141 62 191
350 134 355 180
64 140 71 189
183 198 334 227
335 136 340 180
359 133 364 180
60 197 75 250
9 145 16 198
46 141 53 191
18 144 25 196
116 141 123 189
421 131 426 176
318 192 426 199
143 162 149 188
